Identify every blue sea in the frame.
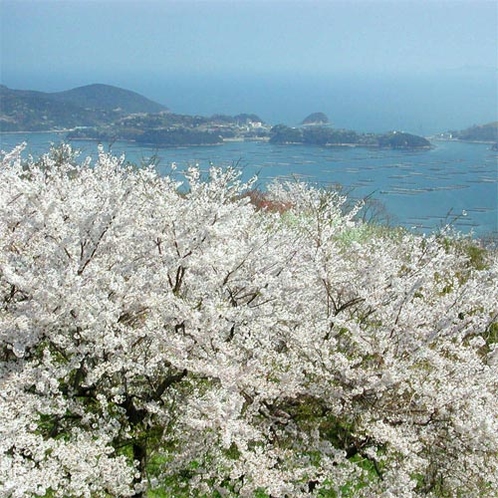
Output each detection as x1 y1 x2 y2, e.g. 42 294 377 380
1 132 497 238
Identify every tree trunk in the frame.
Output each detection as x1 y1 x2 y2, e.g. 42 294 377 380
131 441 147 498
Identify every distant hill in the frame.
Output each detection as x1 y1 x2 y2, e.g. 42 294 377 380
301 112 329 126
50 84 167 114
450 122 498 143
0 84 167 132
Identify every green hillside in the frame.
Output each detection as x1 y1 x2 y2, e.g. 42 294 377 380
50 83 167 114
451 122 498 142
0 84 167 132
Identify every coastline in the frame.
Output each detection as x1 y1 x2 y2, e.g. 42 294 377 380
269 140 433 150
3 128 493 151
1 131 433 151
0 129 71 135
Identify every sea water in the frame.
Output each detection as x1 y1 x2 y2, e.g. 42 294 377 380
1 132 496 238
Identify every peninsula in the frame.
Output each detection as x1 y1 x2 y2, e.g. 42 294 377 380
444 122 498 148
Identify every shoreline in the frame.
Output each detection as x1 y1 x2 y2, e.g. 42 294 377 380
0 129 71 135
430 137 498 145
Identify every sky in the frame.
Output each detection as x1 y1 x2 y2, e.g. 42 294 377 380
0 0 497 129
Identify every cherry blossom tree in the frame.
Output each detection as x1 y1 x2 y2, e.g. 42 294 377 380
0 144 497 497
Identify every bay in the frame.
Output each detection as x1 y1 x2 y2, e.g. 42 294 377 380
1 132 496 238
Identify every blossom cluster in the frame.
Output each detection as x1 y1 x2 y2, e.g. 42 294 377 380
1 144 497 497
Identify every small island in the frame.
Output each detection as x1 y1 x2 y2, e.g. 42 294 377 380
269 124 432 149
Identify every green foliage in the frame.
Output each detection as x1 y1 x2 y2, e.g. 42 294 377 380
484 322 498 351
462 241 489 271
437 233 492 281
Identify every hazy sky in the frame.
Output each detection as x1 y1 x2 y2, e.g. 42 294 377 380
1 0 497 90
0 0 497 131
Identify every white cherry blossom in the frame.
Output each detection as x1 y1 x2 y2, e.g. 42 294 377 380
0 144 497 497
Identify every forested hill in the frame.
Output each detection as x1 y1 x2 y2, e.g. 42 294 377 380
0 84 167 131
449 122 498 143
49 84 167 114
269 125 432 149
